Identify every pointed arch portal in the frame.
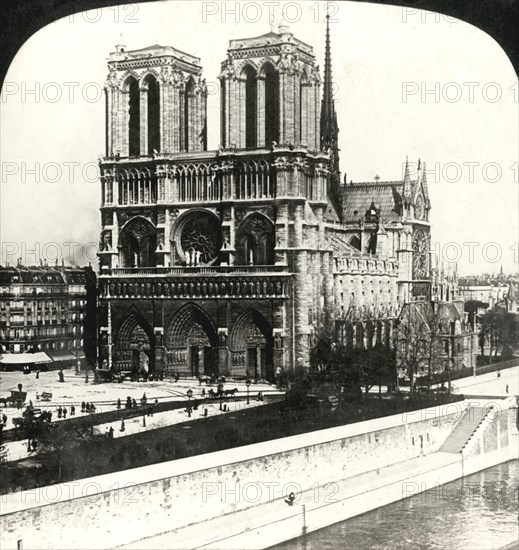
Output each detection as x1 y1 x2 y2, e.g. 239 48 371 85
166 303 218 376
229 308 273 380
115 310 155 374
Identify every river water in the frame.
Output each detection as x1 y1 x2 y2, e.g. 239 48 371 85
273 460 519 550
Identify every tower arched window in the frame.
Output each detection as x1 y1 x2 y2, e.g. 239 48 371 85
145 75 160 154
236 214 275 266
128 77 140 156
263 63 279 146
243 66 257 148
183 79 195 152
220 79 226 147
120 218 157 268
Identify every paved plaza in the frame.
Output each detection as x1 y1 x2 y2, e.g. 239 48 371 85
0 368 280 433
450 365 518 397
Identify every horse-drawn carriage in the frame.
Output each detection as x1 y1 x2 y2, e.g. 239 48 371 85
0 390 27 408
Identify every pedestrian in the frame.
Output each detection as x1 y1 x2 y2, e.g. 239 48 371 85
57 406 62 419
120 419 125 432
58 369 65 383
85 371 89 383
201 388 206 397
126 396 132 409
147 406 153 417
17 383 23 392
506 384 509 394
63 407 67 419
91 403 96 413
71 405 75 416
36 370 40 379
117 398 121 409
497 370 501 378
2 413 7 425
81 401 86 413
132 398 137 409
109 426 114 439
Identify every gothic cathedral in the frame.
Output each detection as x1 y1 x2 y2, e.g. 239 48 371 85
97 19 431 380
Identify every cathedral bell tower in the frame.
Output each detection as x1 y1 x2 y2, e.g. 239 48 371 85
218 25 321 149
104 43 208 157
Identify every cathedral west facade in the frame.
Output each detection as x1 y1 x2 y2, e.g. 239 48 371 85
96 21 432 380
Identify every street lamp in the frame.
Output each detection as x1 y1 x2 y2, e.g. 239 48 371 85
246 378 251 405
186 389 193 418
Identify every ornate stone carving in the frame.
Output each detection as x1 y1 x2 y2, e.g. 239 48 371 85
160 66 184 86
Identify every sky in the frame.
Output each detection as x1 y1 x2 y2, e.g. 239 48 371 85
0 0 518 275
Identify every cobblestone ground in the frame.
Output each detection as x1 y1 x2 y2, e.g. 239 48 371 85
0 368 279 432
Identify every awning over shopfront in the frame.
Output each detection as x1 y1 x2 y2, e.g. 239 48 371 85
46 351 83 362
0 352 52 365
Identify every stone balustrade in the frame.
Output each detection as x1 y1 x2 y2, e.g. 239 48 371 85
100 265 288 276
334 256 399 276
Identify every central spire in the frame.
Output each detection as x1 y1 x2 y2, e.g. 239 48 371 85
320 10 342 221
320 11 337 149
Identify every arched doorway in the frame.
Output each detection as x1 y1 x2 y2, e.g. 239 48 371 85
166 303 218 376
115 310 155 375
229 309 273 380
235 213 275 265
119 217 157 267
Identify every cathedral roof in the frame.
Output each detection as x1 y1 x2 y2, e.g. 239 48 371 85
343 180 416 223
108 44 202 68
228 30 314 58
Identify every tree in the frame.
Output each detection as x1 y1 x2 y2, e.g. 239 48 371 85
394 303 444 392
464 300 488 331
479 309 518 360
38 421 97 482
277 364 311 409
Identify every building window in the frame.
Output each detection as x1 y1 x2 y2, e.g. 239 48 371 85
128 77 140 156
264 62 279 146
243 65 257 148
